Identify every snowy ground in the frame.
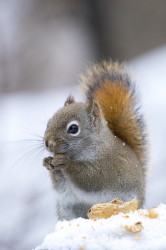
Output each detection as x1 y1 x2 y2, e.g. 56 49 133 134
1 46 166 250
35 204 166 250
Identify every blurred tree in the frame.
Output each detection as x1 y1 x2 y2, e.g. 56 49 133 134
91 0 166 60
0 0 166 92
0 0 96 92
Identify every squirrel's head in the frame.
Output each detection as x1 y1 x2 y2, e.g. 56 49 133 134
44 95 109 159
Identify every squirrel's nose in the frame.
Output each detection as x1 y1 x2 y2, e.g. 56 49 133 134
45 140 49 148
45 139 56 152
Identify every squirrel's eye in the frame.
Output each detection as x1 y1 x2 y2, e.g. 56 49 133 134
67 120 80 136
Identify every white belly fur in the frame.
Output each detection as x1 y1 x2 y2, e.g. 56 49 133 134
54 177 137 220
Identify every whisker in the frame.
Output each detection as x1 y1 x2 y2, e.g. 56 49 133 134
6 139 44 144
27 146 45 168
10 144 45 171
23 144 44 151
20 127 44 139
34 147 45 165
40 120 48 127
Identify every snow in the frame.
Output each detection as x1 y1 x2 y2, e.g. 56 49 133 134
1 45 166 250
34 204 166 250
130 45 166 208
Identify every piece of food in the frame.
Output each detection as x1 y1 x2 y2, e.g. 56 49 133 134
121 221 144 233
138 207 158 219
87 198 138 219
147 208 158 219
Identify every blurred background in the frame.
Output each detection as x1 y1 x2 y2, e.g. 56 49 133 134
0 0 166 249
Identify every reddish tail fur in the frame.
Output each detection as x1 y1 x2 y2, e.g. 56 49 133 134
80 61 147 163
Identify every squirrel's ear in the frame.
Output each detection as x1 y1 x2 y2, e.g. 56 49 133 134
64 95 75 106
87 100 101 118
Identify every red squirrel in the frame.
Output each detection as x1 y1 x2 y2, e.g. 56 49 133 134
43 61 147 220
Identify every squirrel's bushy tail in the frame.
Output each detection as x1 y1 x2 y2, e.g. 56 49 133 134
80 61 147 163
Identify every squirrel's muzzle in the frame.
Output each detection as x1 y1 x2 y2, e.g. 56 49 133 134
45 139 56 152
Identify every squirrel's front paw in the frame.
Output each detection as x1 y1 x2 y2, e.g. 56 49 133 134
43 156 54 171
43 155 69 171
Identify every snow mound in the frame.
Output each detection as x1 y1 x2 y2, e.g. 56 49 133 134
34 204 166 250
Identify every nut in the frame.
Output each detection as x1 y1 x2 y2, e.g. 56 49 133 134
87 198 138 219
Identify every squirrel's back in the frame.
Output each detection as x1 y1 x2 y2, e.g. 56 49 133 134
80 61 147 164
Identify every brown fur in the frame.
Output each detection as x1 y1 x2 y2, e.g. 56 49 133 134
95 82 144 161
80 61 147 163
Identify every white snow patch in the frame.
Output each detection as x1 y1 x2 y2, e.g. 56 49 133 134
34 204 166 250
